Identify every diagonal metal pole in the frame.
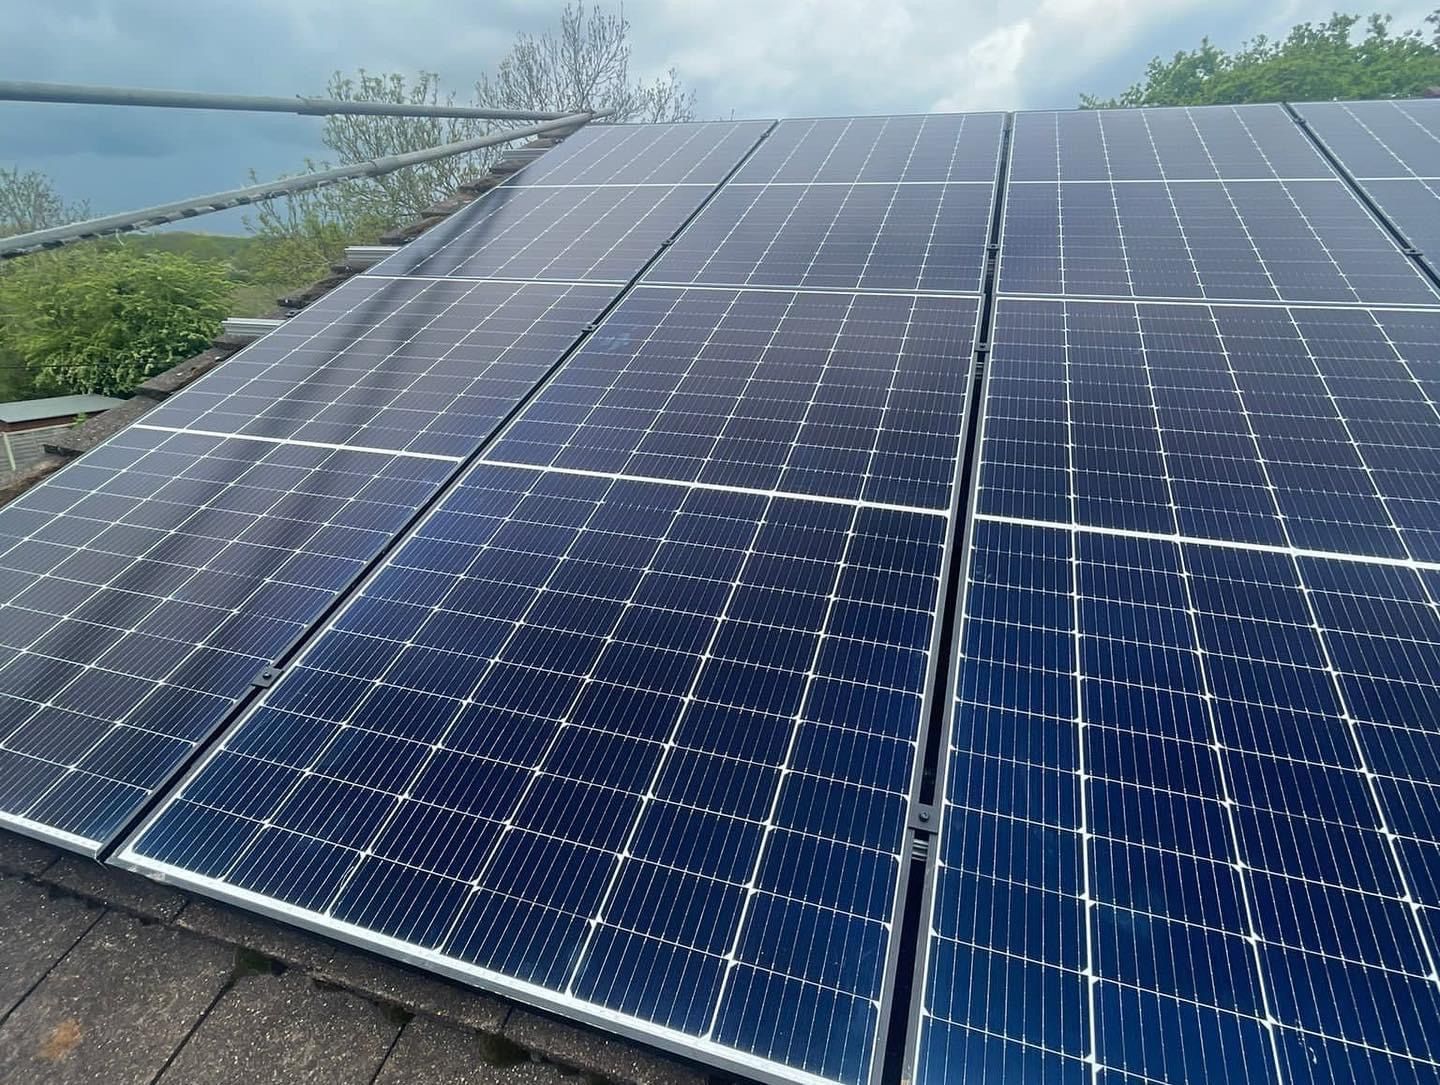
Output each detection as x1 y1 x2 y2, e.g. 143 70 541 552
0 79 574 122
0 110 610 258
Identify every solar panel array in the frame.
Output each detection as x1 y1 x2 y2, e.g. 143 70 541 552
915 103 1440 1085
0 121 768 852
122 113 997 1085
0 101 1436 1085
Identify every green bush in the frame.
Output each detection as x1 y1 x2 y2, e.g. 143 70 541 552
0 245 232 396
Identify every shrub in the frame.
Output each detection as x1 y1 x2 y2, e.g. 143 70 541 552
0 245 232 396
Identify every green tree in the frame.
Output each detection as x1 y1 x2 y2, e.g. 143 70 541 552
1083 11 1440 108
0 166 88 237
0 246 232 396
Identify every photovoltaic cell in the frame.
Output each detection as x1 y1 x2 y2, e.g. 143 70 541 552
1294 99 1440 281
915 299 1440 1085
647 182 995 293
487 286 980 508
732 113 1005 184
1001 105 1439 304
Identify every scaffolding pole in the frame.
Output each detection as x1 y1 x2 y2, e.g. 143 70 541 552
0 79 575 122
0 111 606 258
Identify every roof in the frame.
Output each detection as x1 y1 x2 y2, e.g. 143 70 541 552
0 393 123 425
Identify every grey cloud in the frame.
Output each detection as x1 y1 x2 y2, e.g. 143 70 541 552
0 0 1369 227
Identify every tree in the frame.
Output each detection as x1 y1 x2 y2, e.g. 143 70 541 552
476 2 696 123
1083 11 1440 108
245 174 393 287
0 246 232 396
249 3 697 283
0 166 88 238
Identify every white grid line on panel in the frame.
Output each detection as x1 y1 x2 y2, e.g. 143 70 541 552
1060 301 1102 1082
130 425 464 463
971 515 1440 575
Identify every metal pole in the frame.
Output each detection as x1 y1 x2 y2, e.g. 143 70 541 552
0 79 576 122
0 111 608 258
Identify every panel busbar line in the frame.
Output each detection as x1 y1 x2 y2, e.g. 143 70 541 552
1292 98 1440 285
120 284 983 1085
0 121 773 852
912 298 1440 1085
1000 104 1440 305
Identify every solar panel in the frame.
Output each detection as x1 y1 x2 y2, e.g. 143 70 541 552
489 286 979 508
1008 104 1332 182
913 298 1440 1085
141 278 612 456
1001 106 1439 304
732 114 1005 184
506 121 775 187
364 185 714 283
645 182 995 293
120 275 984 1085
368 123 773 283
1293 99 1440 281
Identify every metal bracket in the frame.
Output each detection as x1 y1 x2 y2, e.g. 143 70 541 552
251 665 282 689
908 803 938 834
974 342 990 354
1405 247 1423 257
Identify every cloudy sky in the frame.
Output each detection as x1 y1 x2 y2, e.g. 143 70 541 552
2 0 1434 233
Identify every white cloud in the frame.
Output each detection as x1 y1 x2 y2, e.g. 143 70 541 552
632 0 1247 117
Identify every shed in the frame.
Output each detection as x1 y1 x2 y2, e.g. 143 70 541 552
0 393 124 471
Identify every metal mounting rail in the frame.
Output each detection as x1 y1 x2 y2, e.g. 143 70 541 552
0 110 609 258
0 79 576 121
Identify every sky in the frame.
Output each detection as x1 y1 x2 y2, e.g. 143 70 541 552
2 0 1435 233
